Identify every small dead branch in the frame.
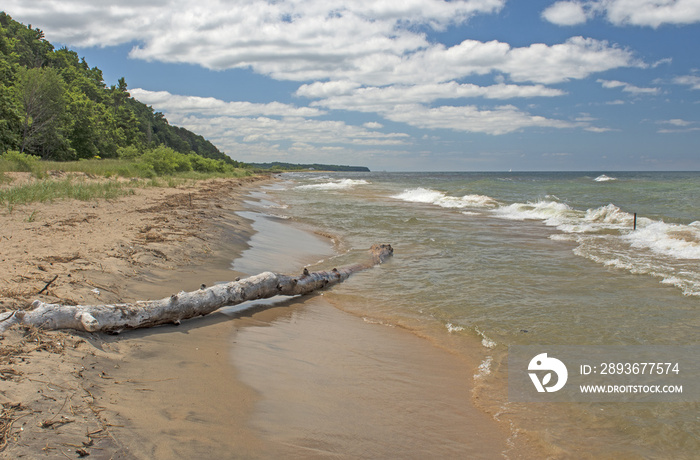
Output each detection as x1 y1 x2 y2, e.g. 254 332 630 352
38 275 59 295
39 416 74 429
0 367 22 381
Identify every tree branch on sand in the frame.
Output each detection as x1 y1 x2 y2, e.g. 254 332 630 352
0 244 393 334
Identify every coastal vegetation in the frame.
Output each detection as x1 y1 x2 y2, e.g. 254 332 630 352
0 12 258 208
0 148 251 209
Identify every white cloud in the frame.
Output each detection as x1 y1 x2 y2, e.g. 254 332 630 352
502 37 640 84
380 104 577 135
131 89 326 118
655 118 700 133
290 37 638 87
542 0 700 28
597 79 660 94
659 119 694 127
4 1 505 60
542 1 589 26
298 82 565 111
657 127 700 133
5 1 638 86
128 89 411 159
651 57 673 68
604 0 700 28
295 82 577 135
673 75 700 90
184 114 410 146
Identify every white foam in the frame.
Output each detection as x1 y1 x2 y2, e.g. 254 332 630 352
474 356 493 379
573 235 700 296
475 326 497 349
362 317 395 327
264 203 289 209
594 174 617 182
584 204 633 226
446 322 465 333
556 204 635 233
296 179 370 190
493 200 577 226
549 233 576 242
266 213 292 220
392 187 498 209
624 221 700 260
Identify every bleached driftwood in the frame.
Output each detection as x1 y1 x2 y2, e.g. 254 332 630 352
0 244 393 334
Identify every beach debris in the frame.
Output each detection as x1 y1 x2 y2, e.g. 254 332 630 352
0 244 393 334
37 275 58 295
39 416 74 429
1 402 27 450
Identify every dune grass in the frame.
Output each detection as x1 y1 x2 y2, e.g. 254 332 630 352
0 178 135 208
0 152 253 210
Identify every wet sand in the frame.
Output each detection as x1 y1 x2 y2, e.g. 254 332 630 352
231 296 514 459
1 174 529 459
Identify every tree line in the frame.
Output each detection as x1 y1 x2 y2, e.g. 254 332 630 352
0 12 241 166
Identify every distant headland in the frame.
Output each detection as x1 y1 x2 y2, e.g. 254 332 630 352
247 162 370 172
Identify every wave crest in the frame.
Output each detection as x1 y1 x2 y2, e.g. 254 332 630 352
296 179 370 190
594 174 617 182
392 187 498 209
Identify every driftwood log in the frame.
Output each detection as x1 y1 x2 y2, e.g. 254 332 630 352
0 244 393 334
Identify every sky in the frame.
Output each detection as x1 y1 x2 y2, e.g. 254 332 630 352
5 0 700 171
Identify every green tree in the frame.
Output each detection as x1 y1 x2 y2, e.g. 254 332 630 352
66 90 100 158
0 13 53 68
0 54 21 152
16 66 72 159
51 47 105 103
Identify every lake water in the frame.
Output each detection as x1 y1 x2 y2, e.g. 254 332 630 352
245 171 699 459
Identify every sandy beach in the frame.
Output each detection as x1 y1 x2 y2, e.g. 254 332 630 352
0 174 532 459
0 174 267 458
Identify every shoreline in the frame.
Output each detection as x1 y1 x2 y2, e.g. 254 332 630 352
1 175 536 459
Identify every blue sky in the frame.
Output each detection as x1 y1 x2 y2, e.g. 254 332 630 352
5 1 700 171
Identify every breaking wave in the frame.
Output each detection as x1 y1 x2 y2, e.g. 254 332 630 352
392 187 499 208
594 174 617 182
625 221 700 260
296 179 370 190
392 186 699 295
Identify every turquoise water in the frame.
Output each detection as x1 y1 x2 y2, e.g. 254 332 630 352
259 171 699 459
